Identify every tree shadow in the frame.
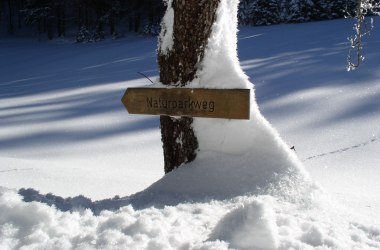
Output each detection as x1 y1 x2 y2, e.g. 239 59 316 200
238 18 380 129
0 36 158 98
5 18 380 211
0 36 160 155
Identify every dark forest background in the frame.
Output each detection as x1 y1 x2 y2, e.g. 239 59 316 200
0 0 377 41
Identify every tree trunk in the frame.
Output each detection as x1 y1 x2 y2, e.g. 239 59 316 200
7 0 13 34
109 14 115 35
133 14 140 32
56 3 65 37
17 0 23 29
158 0 220 173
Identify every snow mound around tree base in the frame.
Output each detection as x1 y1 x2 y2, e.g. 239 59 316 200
138 0 314 205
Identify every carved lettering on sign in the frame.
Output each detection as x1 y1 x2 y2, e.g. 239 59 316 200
146 97 215 112
121 88 250 120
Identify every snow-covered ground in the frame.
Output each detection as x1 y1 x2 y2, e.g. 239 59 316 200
1 9 379 250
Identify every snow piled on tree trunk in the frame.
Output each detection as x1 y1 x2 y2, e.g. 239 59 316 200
159 0 174 54
140 0 314 202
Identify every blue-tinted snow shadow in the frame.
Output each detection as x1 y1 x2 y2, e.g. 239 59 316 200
2 18 379 154
0 36 160 151
0 36 158 98
0 84 160 151
18 187 188 214
7 18 380 211
237 18 380 127
0 117 159 151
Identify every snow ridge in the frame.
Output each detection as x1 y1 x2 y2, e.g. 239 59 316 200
2 187 380 249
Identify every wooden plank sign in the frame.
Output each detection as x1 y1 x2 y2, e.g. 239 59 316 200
121 88 250 120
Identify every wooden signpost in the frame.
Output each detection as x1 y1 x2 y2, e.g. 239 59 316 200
121 87 250 120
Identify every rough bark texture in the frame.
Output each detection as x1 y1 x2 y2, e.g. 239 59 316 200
158 0 220 174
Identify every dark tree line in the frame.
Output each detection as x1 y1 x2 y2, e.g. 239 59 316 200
238 0 368 26
0 0 165 40
0 0 377 40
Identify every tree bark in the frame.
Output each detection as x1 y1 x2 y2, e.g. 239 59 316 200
158 0 220 174
7 0 13 34
56 3 65 37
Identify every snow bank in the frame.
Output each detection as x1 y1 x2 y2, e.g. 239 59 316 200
0 187 229 250
2 188 379 249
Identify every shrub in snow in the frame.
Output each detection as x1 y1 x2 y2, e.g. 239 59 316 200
76 26 91 43
142 23 161 36
76 26 105 43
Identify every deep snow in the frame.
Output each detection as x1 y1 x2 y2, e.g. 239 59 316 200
0 2 380 249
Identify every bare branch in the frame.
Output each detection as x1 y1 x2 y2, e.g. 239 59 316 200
347 0 379 71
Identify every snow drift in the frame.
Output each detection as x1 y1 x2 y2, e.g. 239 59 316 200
2 187 379 249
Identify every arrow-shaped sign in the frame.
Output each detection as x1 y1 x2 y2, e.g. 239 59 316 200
121 87 250 120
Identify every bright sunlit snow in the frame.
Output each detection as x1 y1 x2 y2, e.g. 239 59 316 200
1 1 380 249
